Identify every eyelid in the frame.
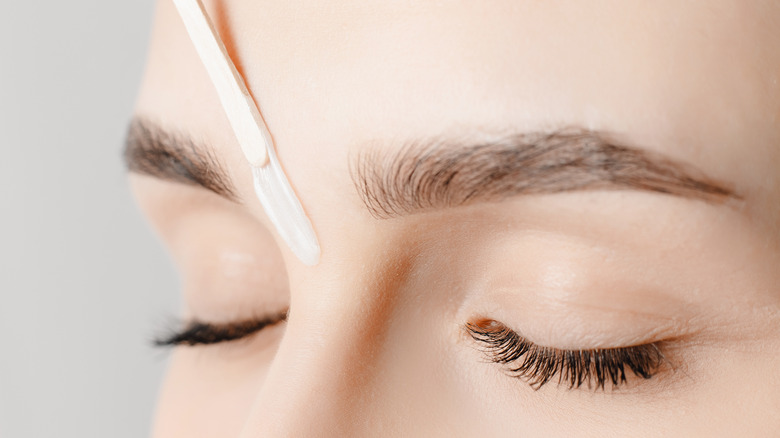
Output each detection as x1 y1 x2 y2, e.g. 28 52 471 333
154 310 288 347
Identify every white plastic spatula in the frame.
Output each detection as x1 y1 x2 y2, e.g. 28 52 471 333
171 0 320 266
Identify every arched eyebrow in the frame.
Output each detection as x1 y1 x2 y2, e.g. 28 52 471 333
351 129 739 219
123 118 738 216
123 117 239 201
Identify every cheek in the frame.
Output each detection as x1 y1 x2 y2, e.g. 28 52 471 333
152 327 283 438
684 344 780 435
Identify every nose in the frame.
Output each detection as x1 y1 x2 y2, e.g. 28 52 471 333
237 274 398 437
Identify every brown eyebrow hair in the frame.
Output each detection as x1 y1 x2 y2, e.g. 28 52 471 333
351 129 738 219
123 117 239 201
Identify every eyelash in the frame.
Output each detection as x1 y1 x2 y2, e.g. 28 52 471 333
153 311 288 347
154 313 664 391
465 319 665 390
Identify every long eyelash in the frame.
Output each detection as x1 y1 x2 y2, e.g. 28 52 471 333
466 319 664 390
154 311 288 347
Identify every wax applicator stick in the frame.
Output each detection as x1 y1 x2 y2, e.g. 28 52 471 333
172 0 268 167
174 0 273 167
172 0 321 266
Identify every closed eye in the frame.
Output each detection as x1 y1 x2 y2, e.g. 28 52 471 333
154 310 288 347
466 319 666 390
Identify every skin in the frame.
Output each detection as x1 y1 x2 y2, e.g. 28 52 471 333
129 0 780 436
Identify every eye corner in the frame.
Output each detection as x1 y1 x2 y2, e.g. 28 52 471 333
464 317 506 335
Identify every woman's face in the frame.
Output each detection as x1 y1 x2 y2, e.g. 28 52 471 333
128 1 780 436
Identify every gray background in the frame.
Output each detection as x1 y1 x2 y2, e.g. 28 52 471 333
0 1 179 437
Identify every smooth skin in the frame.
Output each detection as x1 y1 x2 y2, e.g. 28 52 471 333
129 1 780 436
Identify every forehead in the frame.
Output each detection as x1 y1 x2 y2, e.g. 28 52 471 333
135 0 780 220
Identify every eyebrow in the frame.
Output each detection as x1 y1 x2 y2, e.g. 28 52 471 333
351 129 738 219
123 117 239 201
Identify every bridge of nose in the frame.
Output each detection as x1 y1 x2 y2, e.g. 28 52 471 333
236 255 416 436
